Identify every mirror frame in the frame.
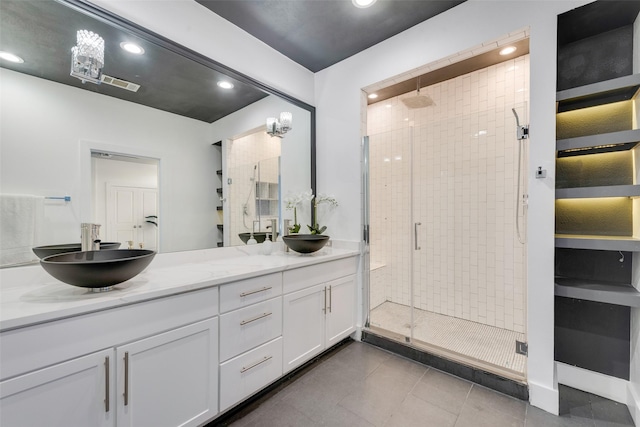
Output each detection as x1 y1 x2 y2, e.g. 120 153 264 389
62 0 316 224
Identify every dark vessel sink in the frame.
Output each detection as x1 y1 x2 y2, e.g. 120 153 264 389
33 242 121 259
40 249 155 292
239 232 278 244
283 234 330 254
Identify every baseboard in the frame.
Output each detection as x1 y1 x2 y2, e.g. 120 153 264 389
556 362 629 404
629 381 640 426
528 379 559 415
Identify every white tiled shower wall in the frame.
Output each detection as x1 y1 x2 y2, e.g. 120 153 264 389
368 55 529 334
227 130 281 246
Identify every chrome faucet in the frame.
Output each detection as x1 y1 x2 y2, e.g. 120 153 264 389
81 223 101 251
267 218 277 241
283 219 291 252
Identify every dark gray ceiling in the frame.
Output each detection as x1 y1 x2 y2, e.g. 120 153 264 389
0 0 269 123
195 0 466 72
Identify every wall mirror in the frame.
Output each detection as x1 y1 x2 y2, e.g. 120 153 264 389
0 0 315 267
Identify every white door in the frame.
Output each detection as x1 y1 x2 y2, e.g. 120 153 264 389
282 284 326 373
0 349 114 427
325 275 357 347
107 185 158 250
116 318 218 427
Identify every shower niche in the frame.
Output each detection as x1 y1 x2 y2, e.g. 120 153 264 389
553 0 640 383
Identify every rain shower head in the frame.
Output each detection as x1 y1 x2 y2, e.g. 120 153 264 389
401 77 435 109
402 95 435 109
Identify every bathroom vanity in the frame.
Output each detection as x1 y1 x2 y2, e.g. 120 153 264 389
0 245 359 426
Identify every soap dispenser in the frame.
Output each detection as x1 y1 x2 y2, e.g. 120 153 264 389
246 231 257 245
262 232 273 255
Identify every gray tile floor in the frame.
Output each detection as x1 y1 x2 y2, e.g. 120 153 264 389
219 341 635 427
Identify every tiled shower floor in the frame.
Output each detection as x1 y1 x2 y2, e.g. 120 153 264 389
369 301 526 378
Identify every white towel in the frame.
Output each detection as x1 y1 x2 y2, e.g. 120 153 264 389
0 194 44 267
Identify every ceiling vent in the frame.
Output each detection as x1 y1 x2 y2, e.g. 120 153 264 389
100 74 140 92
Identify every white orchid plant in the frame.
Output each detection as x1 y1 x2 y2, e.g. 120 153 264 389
308 193 338 235
284 190 338 235
284 189 314 233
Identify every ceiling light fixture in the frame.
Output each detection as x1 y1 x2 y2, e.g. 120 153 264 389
352 0 377 8
120 42 144 55
368 93 378 99
0 51 24 63
499 46 517 56
70 29 105 84
217 81 234 89
266 112 292 138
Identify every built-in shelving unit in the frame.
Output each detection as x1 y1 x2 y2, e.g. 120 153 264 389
213 141 223 247
553 0 640 383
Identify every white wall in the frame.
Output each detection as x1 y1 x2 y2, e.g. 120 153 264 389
0 68 217 253
89 0 315 106
314 0 593 414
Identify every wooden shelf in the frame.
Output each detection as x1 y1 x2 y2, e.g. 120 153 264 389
556 185 640 199
555 277 640 307
555 234 640 251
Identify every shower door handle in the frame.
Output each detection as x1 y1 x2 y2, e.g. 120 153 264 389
414 222 421 250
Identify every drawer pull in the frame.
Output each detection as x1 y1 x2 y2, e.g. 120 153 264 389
104 356 110 413
240 355 273 373
123 351 129 406
240 312 272 326
240 286 272 297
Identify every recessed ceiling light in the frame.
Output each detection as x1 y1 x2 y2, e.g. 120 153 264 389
352 0 376 8
499 46 517 56
0 51 24 63
217 81 234 89
368 93 378 99
120 42 144 55
385 104 393 108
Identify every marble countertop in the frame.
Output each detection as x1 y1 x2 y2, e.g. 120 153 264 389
0 244 359 331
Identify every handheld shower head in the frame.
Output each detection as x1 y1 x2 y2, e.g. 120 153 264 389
512 108 521 127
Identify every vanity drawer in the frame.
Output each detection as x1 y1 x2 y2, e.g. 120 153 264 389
219 337 283 412
283 256 358 294
219 297 282 362
219 273 282 314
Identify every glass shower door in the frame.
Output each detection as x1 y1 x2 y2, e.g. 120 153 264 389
366 127 416 342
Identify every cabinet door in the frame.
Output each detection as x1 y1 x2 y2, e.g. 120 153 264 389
0 349 114 427
116 318 218 427
282 284 326 373
325 274 357 347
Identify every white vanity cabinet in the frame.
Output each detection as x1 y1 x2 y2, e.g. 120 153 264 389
116 318 218 427
1 348 115 427
218 273 284 411
282 258 358 373
0 287 219 427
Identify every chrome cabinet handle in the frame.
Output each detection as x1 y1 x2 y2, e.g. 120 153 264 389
123 352 129 406
104 356 110 413
414 222 421 250
328 285 332 313
239 286 272 297
240 356 272 373
323 287 327 313
240 312 272 326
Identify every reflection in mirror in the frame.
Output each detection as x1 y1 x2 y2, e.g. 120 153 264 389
0 0 314 267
